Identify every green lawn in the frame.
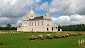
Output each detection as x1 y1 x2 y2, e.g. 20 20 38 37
0 33 85 48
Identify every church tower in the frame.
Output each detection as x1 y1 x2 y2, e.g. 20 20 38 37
30 8 34 14
46 9 49 16
44 9 51 19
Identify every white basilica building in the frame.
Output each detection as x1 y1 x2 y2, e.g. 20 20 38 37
17 8 58 32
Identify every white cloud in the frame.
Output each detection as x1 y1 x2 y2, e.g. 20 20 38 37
0 17 22 27
35 0 41 3
49 0 85 15
34 2 49 11
52 14 85 26
16 20 22 25
0 0 42 18
0 0 42 26
0 17 10 27
0 0 85 27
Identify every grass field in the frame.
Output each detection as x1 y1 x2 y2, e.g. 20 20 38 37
0 32 85 48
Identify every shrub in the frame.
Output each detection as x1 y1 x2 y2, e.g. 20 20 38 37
38 35 43 40
53 34 57 38
65 34 69 37
46 34 53 39
61 34 65 38
56 35 61 38
29 35 37 40
68 32 72 36
76 32 82 35
61 33 69 37
53 32 70 38
53 33 62 38
68 32 78 36
53 34 62 38
59 32 66 37
0 41 3 45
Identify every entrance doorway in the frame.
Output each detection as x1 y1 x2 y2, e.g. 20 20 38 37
52 28 53 31
47 28 49 31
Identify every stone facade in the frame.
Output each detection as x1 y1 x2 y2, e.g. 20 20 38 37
53 24 58 32
17 8 59 32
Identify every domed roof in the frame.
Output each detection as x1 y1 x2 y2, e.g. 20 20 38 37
28 8 36 14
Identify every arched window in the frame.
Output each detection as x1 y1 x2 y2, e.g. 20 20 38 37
56 27 57 29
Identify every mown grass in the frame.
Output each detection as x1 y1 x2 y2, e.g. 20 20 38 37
0 32 85 48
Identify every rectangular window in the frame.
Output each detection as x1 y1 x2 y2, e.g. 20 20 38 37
38 21 39 26
32 22 33 26
35 22 36 26
42 21 43 25
29 22 31 26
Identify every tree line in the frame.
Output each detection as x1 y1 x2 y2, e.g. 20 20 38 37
58 24 85 31
0 24 85 31
0 24 17 30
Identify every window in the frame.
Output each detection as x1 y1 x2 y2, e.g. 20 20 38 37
38 21 39 26
29 22 31 26
56 27 57 29
35 22 36 26
32 22 33 26
42 21 43 25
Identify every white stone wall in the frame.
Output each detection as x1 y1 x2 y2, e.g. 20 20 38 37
53 24 58 32
17 19 52 32
43 19 52 32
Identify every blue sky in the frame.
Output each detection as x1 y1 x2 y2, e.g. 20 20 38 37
0 0 85 27
39 0 52 4
34 0 52 16
34 0 62 18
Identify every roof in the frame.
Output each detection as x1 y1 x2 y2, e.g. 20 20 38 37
29 16 44 21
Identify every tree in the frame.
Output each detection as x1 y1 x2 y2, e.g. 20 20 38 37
6 24 11 28
0 24 17 30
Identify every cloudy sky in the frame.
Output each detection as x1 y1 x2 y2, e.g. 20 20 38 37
0 0 85 27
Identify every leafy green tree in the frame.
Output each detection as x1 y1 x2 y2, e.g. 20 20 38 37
6 24 11 28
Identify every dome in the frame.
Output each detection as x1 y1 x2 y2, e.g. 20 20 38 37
28 8 36 14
